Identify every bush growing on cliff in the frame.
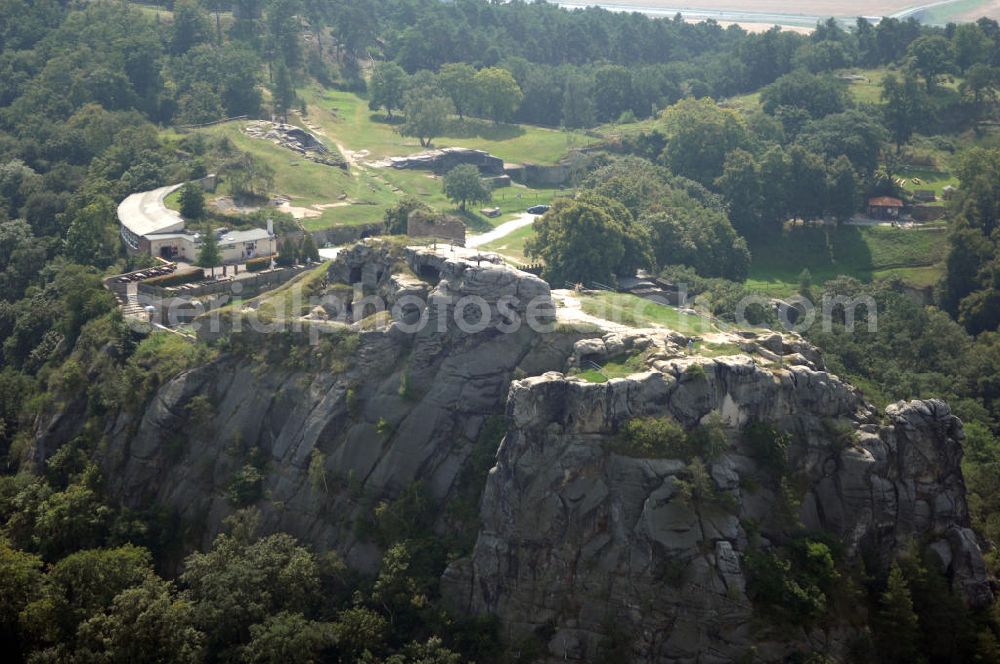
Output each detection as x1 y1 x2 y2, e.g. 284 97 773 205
112 333 217 411
743 420 790 472
365 481 437 549
616 413 731 461
615 416 688 458
745 548 828 626
226 465 264 508
688 411 729 460
822 418 860 451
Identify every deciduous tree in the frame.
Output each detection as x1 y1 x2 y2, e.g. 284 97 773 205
526 197 648 286
907 35 956 92
442 164 490 211
438 63 477 120
472 67 523 124
659 97 751 186
881 71 925 152
402 90 453 147
369 62 408 119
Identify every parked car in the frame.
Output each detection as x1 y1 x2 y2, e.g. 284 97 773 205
527 205 550 215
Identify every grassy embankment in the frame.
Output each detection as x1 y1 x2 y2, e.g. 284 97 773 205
162 88 584 233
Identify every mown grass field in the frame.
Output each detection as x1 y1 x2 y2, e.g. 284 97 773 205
894 164 958 202
163 85 584 232
301 87 594 164
166 116 566 232
746 224 948 296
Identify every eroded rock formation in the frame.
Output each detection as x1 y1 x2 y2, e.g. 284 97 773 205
444 353 991 661
35 242 992 660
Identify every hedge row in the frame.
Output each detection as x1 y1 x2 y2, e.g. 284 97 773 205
246 256 273 272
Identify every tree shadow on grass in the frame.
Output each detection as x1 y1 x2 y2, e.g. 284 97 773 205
453 208 493 233
440 118 526 141
748 224 875 285
369 112 405 126
829 225 875 279
367 114 527 144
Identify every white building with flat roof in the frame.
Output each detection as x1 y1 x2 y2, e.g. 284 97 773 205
118 181 276 263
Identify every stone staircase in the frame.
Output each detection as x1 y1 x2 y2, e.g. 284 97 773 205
119 283 150 322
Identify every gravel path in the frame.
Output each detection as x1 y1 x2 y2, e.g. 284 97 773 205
466 212 538 248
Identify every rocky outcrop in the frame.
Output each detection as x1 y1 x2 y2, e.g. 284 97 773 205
444 357 992 662
94 243 567 568
35 242 992 660
242 121 348 169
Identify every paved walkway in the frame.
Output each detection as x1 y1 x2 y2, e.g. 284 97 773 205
466 212 537 248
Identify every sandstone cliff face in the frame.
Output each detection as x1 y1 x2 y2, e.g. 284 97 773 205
92 244 573 568
35 244 992 660
444 352 992 662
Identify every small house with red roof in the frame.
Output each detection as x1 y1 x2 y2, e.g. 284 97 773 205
867 196 904 220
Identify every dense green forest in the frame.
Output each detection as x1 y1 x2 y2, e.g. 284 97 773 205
5 0 1000 661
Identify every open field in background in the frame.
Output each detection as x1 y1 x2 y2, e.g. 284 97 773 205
929 0 1000 23
293 89 581 230
559 0 1000 24
566 0 953 13
845 67 965 106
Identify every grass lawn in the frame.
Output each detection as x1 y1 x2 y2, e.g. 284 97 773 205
581 292 718 334
167 120 559 232
746 224 947 297
895 164 958 201
301 86 593 165
482 224 536 262
572 340 747 383
171 122 358 210
844 69 892 105
846 67 964 105
164 189 181 212
168 90 576 232
574 351 649 383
